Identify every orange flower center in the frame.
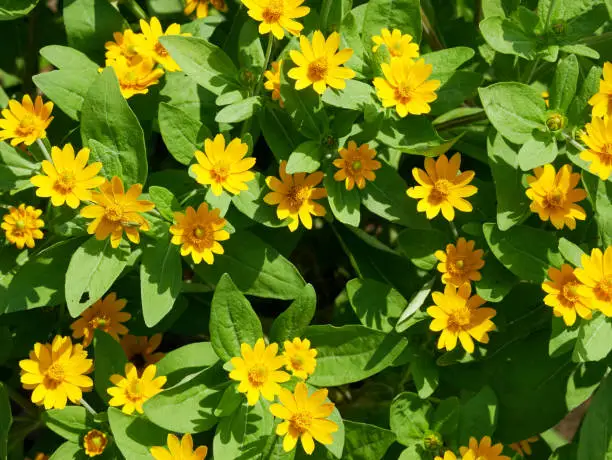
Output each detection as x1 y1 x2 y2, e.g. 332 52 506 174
104 204 124 222
447 305 472 329
394 83 413 104
14 219 26 230
599 143 612 165
561 281 580 304
290 411 313 434
247 365 268 387
307 57 329 82
126 378 145 401
595 276 612 301
290 354 305 371
211 163 230 183
262 0 284 23
89 313 111 331
543 189 564 209
350 159 363 172
449 258 466 275
45 362 66 388
287 185 310 209
154 41 168 57
429 179 451 205
189 224 214 248
84 430 108 454
54 171 76 194
16 115 38 137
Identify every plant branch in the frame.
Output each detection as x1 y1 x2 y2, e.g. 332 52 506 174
434 111 489 132
35 138 52 162
123 0 148 21
420 7 444 50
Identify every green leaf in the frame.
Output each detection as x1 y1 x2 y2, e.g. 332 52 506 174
458 386 498 445
479 16 538 60
432 397 460 436
558 238 585 267
94 330 128 402
321 80 376 111
518 132 558 171
568 66 602 128
390 392 431 445
346 278 406 333
215 96 262 124
0 383 10 460
567 361 606 411
397 227 448 270
286 141 323 174
550 54 579 113
155 342 220 387
395 277 435 332
258 106 302 162
337 421 396 460
0 0 39 20
549 317 579 358
0 142 38 192
475 255 518 303
572 312 612 363
42 407 90 443
88 139 124 181
269 284 317 344
39 45 98 71
33 69 97 121
362 0 422 45
108 407 168 460
376 116 445 155
411 351 439 399
158 102 210 165
238 20 265 70
148 186 180 221
325 173 361 227
577 375 612 460
214 384 243 418
48 441 82 460
232 173 286 227
320 0 352 33
424 47 476 79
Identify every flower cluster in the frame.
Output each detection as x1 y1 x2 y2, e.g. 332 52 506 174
435 436 514 460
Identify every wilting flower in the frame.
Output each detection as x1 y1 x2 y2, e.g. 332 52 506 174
288 31 355 95
107 363 166 414
460 436 511 460
2 204 44 249
121 334 165 367
242 0 310 39
151 433 208 460
580 115 612 180
0 95 53 146
435 452 457 460
184 0 227 18
371 28 419 59
542 264 592 326
137 17 189 72
70 293 131 347
264 60 284 107
104 29 144 64
509 436 539 457
407 153 477 221
435 237 485 287
19 335 93 410
264 161 327 232
105 55 165 99
282 338 317 379
333 141 381 190
588 62 612 118
574 247 612 316
83 429 108 457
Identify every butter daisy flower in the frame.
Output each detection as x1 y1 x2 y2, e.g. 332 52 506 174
70 292 131 347
151 433 208 460
288 31 355 95
184 0 227 19
588 62 612 118
19 335 93 410
104 29 143 64
2 204 44 249
0 95 53 146
105 55 165 99
435 237 485 287
407 153 477 221
121 334 165 367
333 141 381 190
435 452 457 460
509 436 539 457
270 382 338 455
460 436 511 460
574 247 612 316
542 264 592 326
242 0 310 39
137 17 189 72
282 338 317 379
580 115 612 180
229 338 290 406
191 134 256 196
107 363 166 414
83 429 108 457
371 28 419 59
264 60 284 107
264 161 327 232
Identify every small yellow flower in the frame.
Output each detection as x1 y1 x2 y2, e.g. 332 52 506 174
460 436 511 460
80 176 155 249
151 433 208 460
104 29 144 64
270 382 338 455
70 293 131 347
542 264 592 326
169 203 230 265
242 0 310 39
435 452 457 460
580 115 612 180
435 237 485 287
525 164 587 230
263 161 327 232
107 363 166 414
588 62 612 118
509 436 539 457
574 247 612 316
282 338 317 379
542 90 550 108
120 334 165 367
407 153 477 221
427 283 496 353
184 0 227 18
19 335 93 410
83 429 108 457
25 453 49 460
371 28 419 59
137 17 189 72
288 31 355 95
30 144 104 209
228 338 290 406
264 60 284 107
105 55 165 99
191 134 256 196
332 141 381 190
1 204 44 249
0 95 53 146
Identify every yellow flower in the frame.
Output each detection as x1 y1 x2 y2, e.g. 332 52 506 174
107 363 166 414
333 141 381 190
184 0 227 18
105 55 165 99
542 264 592 326
542 90 550 108
427 283 496 353
27 453 49 460
83 429 108 457
242 0 310 39
104 29 144 64
373 57 440 117
263 161 327 232
509 436 539 457
270 382 338 455
228 338 290 406
264 60 284 107
435 452 457 460
525 164 587 230
288 31 355 95
574 247 612 316
0 95 53 146
70 293 131 347
191 134 256 196
282 338 317 379
120 334 165 367
137 17 188 72
588 62 612 118
80 176 155 249
169 203 230 265
151 433 208 460
407 153 477 221
30 144 104 209
19 335 93 410
460 436 511 460
371 28 419 59
435 237 485 287
580 115 612 180
2 204 44 249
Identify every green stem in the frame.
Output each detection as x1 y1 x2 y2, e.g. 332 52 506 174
7 387 38 418
123 0 148 21
434 111 489 132
80 398 97 416
449 221 459 239
35 138 52 163
420 7 444 50
526 57 541 84
256 34 275 96
563 132 586 152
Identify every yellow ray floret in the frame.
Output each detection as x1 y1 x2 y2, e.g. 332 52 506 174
150 433 208 460
574 246 612 316
580 115 612 180
0 95 53 146
333 141 381 190
104 55 165 99
242 0 310 39
121 334 165 367
435 237 485 287
107 363 166 414
282 337 317 379
70 292 131 347
2 204 44 249
542 264 593 326
137 17 190 72
371 28 419 59
184 0 227 19
460 436 511 460
264 60 284 107
588 62 612 118
83 429 108 457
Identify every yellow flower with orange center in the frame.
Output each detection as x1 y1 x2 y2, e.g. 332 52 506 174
282 338 317 379
104 55 165 99
333 141 381 190
509 436 539 457
542 264 592 326
228 338 290 406
137 17 189 72
588 62 612 118
264 60 284 107
0 95 53 146
435 237 485 287
270 382 338 455
574 247 612 316
19 335 93 410
460 436 511 460
580 115 612 180
107 363 166 414
121 334 165 367
184 0 227 19
407 153 477 221
83 429 108 457
80 176 155 248
264 161 327 232
151 433 208 460
288 31 355 95
242 0 310 39
2 204 44 249
371 28 419 59
169 203 230 265
70 292 131 347
435 452 457 460
104 29 144 64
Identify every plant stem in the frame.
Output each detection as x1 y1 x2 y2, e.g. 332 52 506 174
449 221 459 239
123 0 148 21
434 111 489 132
80 398 97 416
36 138 52 162
526 57 541 84
256 34 275 95
563 132 585 152
7 387 38 418
420 7 444 50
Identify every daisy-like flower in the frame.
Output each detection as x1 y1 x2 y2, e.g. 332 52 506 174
373 57 440 117
169 203 230 265
70 293 131 347
137 17 189 72
371 28 419 59
30 144 104 209
435 453 457 460
542 264 592 326
588 62 612 118
121 334 165 367
264 60 284 107
242 0 310 39
184 0 227 19
2 204 44 249
288 31 355 95
107 363 166 414
151 433 208 460
0 95 53 146
580 115 612 180
525 164 587 230
80 176 155 249
574 247 612 316
332 141 381 190
282 338 317 380
191 134 256 196
460 436 511 460
270 382 338 454
263 161 327 232
407 153 477 221
228 338 290 406
509 436 539 457
427 283 497 353
435 237 485 287
104 29 144 64
105 56 165 99
19 335 93 410
83 429 108 457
